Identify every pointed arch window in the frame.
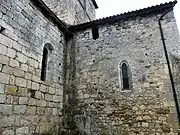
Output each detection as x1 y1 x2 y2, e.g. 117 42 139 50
41 43 54 81
120 61 132 90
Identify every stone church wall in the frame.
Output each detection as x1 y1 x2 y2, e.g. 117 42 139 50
0 0 64 134
73 11 180 135
43 0 96 25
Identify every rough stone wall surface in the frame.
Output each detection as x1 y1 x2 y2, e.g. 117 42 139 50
43 0 96 25
0 0 64 134
73 11 180 135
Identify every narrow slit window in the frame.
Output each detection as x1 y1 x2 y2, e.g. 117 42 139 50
121 63 130 90
41 47 48 81
92 25 99 40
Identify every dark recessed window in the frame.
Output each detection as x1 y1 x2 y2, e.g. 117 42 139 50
120 61 132 90
41 47 48 81
41 43 54 81
122 63 130 89
92 25 99 40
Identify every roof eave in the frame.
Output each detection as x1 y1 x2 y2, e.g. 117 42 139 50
70 0 177 31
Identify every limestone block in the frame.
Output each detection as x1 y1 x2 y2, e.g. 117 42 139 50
16 127 29 135
0 94 6 103
53 108 58 115
39 84 48 93
17 87 28 96
0 72 9 84
2 130 15 135
6 95 13 104
7 47 16 58
0 83 5 93
32 82 39 90
0 34 13 47
9 58 19 68
27 80 32 89
55 89 63 96
53 95 62 103
0 54 9 65
14 105 26 114
0 116 15 128
28 98 36 106
45 94 53 101
35 91 41 99
16 52 27 63
20 64 28 72
19 97 29 104
36 99 47 107
15 77 27 87
0 104 13 114
49 87 55 94
5 85 18 94
26 106 36 115
14 68 25 77
0 43 7 55
2 65 14 74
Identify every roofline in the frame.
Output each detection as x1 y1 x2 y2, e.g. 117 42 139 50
70 1 177 32
30 0 72 36
91 0 98 9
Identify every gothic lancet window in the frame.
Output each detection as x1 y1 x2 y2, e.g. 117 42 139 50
120 61 132 90
41 43 53 81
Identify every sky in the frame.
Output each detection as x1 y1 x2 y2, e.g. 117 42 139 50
95 0 180 32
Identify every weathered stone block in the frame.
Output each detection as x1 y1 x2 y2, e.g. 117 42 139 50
53 95 62 103
2 65 14 74
7 47 16 58
16 52 27 63
0 54 9 65
36 99 47 107
19 97 29 104
0 43 7 55
35 91 41 99
20 64 28 72
32 82 39 90
26 106 36 115
16 127 29 135
15 77 27 87
40 84 48 93
5 85 18 94
0 104 13 114
28 98 36 105
0 94 6 103
14 105 26 114
14 68 24 77
9 58 19 68
45 94 53 101
0 72 9 84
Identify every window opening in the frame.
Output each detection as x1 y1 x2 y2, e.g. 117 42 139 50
41 47 48 81
92 25 99 40
121 63 130 90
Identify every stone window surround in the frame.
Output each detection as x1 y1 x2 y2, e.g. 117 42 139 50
41 43 54 81
119 60 133 92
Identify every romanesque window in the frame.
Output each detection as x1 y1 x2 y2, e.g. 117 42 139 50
92 25 99 40
41 43 54 81
120 61 132 90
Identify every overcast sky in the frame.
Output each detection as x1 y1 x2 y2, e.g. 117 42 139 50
96 0 180 31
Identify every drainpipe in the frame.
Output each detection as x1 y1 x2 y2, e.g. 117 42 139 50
158 3 180 125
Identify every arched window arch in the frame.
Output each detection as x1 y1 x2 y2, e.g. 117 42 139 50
41 43 54 81
120 61 132 90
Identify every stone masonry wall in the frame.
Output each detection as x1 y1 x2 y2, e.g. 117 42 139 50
43 0 96 25
73 10 180 135
0 0 64 134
